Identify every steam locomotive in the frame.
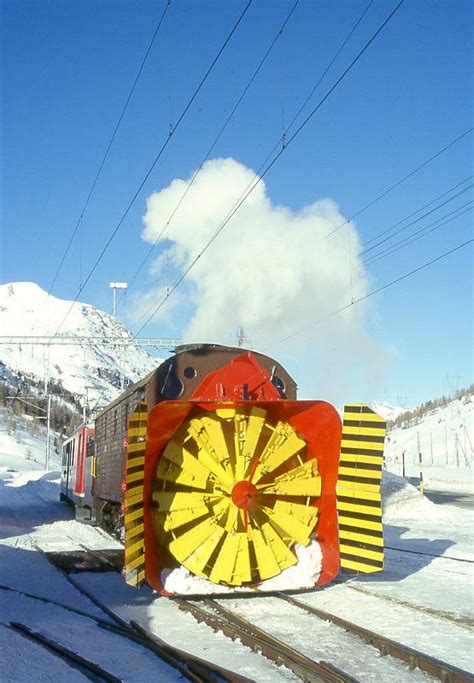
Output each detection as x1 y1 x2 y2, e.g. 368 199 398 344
61 343 386 595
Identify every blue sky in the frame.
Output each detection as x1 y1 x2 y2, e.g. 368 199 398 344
1 0 472 406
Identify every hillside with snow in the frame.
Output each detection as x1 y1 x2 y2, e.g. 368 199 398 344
385 391 473 488
0 282 161 409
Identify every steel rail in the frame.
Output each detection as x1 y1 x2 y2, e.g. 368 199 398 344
333 581 474 629
278 594 474 683
385 545 474 564
36 545 244 682
7 621 123 683
174 597 355 683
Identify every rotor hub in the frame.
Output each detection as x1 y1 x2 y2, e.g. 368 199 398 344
231 480 258 510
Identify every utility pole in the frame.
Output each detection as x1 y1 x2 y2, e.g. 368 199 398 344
417 431 424 495
46 394 51 471
445 425 449 465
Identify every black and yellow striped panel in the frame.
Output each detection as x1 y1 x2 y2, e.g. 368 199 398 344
336 404 386 574
124 401 148 587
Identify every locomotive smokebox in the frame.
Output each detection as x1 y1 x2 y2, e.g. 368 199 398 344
123 351 343 595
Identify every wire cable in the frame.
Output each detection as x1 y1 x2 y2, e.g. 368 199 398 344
133 0 406 335
276 239 473 344
52 0 253 338
364 203 473 267
47 0 171 296
117 0 300 305
323 127 473 240
362 175 473 247
360 182 473 255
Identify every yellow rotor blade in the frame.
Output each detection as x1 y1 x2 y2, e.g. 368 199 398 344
249 525 282 580
261 500 318 546
156 458 209 490
169 509 227 564
258 460 321 497
188 416 234 491
252 422 306 483
234 407 267 480
183 526 227 577
152 491 218 512
159 441 211 485
209 532 252 585
274 499 319 528
259 521 298 571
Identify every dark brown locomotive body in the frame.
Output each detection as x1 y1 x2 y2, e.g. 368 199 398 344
93 343 296 531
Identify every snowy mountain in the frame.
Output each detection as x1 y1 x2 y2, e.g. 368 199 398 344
0 282 161 409
370 402 410 422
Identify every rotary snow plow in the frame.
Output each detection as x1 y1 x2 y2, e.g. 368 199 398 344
122 348 386 595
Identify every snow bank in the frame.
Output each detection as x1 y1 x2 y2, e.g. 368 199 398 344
382 470 436 520
161 540 322 595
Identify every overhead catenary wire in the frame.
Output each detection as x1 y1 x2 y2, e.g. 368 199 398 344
363 203 473 267
117 0 300 306
47 0 171 297
275 239 473 345
360 182 474 255
133 0 406 335
362 175 473 247
28 1 172 392
52 0 253 339
323 127 473 240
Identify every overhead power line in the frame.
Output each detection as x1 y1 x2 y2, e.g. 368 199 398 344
277 239 473 344
47 0 171 297
364 203 473 267
360 182 473 255
0 336 181 349
362 175 473 248
52 0 253 338
117 0 301 305
134 0 406 335
324 127 473 240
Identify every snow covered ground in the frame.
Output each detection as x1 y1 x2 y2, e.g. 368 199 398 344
0 416 473 681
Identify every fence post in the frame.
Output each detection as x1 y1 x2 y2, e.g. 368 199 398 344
445 425 448 465
417 431 424 495
402 451 406 479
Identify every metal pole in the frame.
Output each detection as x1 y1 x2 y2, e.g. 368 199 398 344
417 431 424 495
402 451 405 478
112 288 116 317
45 394 51 471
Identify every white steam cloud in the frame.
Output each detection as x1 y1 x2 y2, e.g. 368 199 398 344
134 158 389 402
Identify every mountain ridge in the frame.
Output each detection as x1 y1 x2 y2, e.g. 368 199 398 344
0 282 161 411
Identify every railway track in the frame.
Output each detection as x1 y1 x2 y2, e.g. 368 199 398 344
28 545 250 683
278 594 474 683
334 580 474 629
178 596 474 683
174 597 354 683
5 621 122 683
31 543 474 683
